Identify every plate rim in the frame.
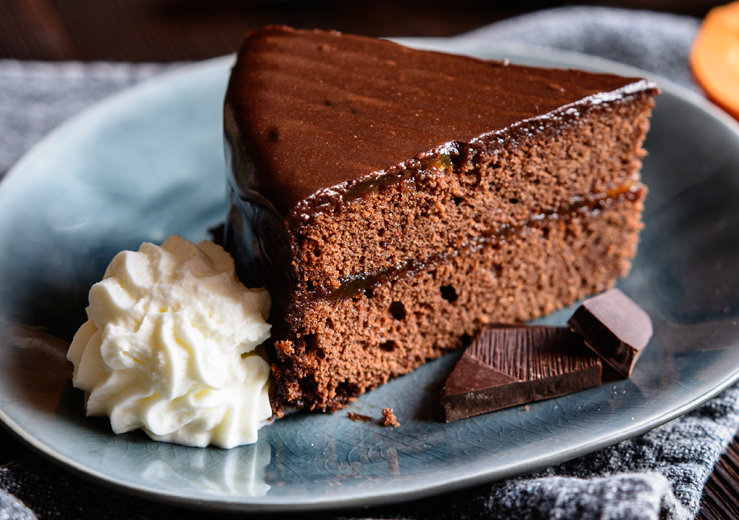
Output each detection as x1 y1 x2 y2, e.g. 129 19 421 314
2 38 739 513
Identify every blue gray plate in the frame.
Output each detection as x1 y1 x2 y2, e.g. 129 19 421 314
1 40 739 513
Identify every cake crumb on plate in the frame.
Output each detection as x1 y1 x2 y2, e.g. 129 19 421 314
380 408 400 428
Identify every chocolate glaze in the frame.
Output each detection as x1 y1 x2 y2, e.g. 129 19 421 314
224 26 658 225
568 288 653 378
441 326 602 422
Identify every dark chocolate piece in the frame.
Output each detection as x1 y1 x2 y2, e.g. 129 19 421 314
567 288 653 378
441 326 602 422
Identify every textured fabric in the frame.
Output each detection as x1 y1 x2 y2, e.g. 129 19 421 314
0 7 734 520
0 488 35 520
0 61 174 178
459 6 700 90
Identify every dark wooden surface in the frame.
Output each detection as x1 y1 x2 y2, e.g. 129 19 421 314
0 1 736 519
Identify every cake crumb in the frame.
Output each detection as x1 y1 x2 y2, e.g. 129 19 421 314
380 408 400 427
347 412 373 422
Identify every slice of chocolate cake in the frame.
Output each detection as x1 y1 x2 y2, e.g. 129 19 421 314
223 26 659 412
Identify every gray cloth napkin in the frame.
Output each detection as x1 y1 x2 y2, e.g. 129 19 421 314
458 6 700 90
0 7 730 520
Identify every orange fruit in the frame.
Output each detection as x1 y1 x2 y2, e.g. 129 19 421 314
690 0 739 120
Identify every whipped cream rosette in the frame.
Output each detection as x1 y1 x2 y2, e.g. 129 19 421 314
67 235 272 449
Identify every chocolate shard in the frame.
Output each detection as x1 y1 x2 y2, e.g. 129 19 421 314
441 326 602 422
567 288 653 378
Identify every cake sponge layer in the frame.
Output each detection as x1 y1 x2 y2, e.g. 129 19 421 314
289 94 654 293
272 191 644 411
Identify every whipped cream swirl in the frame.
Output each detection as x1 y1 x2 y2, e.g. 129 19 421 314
67 235 272 449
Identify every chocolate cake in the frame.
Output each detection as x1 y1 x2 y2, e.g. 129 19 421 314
223 26 659 413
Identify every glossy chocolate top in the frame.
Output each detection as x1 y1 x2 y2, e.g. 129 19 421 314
225 26 656 223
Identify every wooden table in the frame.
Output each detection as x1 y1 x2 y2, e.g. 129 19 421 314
1 1 737 518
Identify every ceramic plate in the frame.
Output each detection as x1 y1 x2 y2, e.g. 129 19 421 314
1 40 739 513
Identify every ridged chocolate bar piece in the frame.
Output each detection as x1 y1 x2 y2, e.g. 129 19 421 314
568 288 653 378
441 326 602 422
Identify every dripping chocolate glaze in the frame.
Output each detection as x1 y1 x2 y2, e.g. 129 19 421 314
224 25 658 225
